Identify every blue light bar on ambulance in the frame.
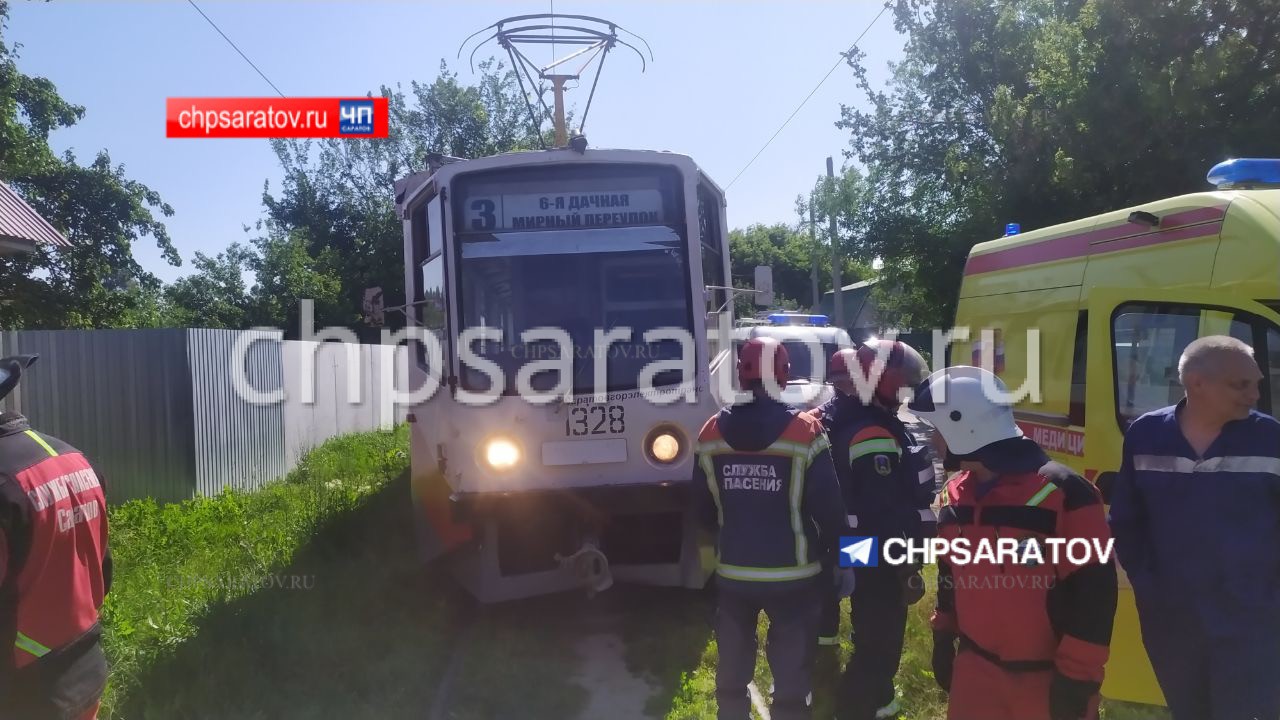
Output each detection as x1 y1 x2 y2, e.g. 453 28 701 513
1206 158 1280 189
768 313 829 326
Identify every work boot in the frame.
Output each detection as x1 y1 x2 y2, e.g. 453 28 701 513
874 695 901 719
810 648 842 719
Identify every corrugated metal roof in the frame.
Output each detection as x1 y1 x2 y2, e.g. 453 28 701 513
0 181 70 248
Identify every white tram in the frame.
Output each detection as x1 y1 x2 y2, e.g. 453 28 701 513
394 147 752 601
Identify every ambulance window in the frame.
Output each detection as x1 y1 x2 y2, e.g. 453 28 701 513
1268 327 1280 415
1112 305 1201 427
1224 315 1274 415
1233 319 1280 416
1069 312 1087 426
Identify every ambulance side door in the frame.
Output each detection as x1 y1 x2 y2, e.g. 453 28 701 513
1085 287 1280 498
1085 287 1280 706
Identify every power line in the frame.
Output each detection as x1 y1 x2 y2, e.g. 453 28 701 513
186 0 286 98
725 3 890 190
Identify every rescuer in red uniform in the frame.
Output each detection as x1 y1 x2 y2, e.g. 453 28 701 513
693 337 850 720
0 355 111 720
908 366 1117 720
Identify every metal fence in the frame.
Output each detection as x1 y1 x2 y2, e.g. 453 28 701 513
281 339 409 468
0 329 408 504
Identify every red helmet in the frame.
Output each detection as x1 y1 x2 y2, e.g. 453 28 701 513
827 348 859 382
738 337 790 385
849 339 930 405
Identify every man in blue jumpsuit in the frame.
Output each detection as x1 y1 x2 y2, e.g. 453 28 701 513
693 337 850 720
1109 335 1280 720
811 341 937 720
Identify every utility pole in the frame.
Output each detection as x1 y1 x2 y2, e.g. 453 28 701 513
827 156 844 329
809 201 820 312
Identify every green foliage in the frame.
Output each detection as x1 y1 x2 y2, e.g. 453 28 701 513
0 2 180 329
830 0 1280 327
0 19 544 333
728 222 871 318
225 59 547 335
160 243 256 329
160 59 548 336
658 563 1170 719
99 425 409 716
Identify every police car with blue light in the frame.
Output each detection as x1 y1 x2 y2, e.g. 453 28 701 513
730 312 855 410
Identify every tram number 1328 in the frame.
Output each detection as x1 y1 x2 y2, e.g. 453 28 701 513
565 405 626 436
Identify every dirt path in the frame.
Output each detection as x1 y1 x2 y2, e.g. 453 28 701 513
572 632 662 720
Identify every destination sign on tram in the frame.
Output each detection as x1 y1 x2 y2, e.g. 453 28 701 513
463 189 667 232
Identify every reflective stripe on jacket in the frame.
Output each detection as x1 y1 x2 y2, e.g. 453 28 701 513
693 397 847 585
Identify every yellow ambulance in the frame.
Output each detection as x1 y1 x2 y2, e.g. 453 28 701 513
950 158 1280 705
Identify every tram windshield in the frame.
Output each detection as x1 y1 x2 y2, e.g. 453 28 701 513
452 165 693 394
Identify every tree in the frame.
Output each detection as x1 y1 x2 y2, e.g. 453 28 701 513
162 244 255 329
836 0 1280 327
247 230 346 333
243 60 546 335
0 1 179 329
728 222 870 317
154 59 547 337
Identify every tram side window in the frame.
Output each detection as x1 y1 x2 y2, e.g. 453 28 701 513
415 196 447 371
698 184 726 314
420 257 446 329
1112 304 1200 427
417 196 448 330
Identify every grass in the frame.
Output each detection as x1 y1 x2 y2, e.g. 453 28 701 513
657 565 1172 720
100 425 435 718
94 425 1175 718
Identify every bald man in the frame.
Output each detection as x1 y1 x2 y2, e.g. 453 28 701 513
1109 335 1280 720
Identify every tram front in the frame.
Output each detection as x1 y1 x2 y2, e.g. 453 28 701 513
399 149 737 602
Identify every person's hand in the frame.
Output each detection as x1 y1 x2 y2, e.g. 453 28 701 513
897 564 925 606
834 567 857 598
1049 673 1096 720
931 632 957 693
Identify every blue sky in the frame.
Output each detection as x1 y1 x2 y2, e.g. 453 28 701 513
8 1 904 284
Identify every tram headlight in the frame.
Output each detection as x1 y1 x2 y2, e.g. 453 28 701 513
484 438 521 470
644 426 685 465
650 433 681 463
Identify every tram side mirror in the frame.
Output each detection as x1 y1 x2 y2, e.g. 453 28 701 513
363 286 386 327
753 266 774 307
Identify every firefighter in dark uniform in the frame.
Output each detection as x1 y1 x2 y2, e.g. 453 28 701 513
909 366 1117 720
810 340 937 720
693 337 850 720
0 356 111 720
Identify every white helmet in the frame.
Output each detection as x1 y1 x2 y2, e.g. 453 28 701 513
907 365 1022 456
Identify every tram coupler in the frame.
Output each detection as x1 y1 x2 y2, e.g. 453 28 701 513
555 538 613 597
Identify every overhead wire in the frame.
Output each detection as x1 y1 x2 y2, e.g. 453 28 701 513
724 3 890 190
186 0 286 98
